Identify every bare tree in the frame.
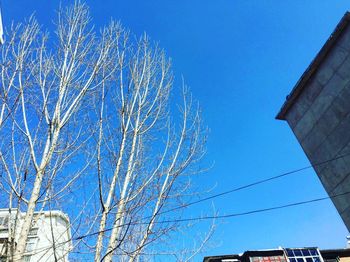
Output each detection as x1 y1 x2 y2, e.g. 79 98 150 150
0 2 211 261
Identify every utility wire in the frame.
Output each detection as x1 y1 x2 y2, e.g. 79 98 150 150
152 152 350 218
7 153 350 258
16 189 350 259
77 189 350 240
66 152 350 244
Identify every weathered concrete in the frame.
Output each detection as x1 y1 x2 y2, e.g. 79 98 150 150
278 13 350 231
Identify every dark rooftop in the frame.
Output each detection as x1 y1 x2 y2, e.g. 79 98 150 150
320 248 350 259
204 249 285 262
204 248 350 262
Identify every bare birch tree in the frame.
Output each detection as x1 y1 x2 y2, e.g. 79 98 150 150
92 38 207 260
0 2 212 261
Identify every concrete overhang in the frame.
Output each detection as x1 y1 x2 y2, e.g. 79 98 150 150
276 11 350 120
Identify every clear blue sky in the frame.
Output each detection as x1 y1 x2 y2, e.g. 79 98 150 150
4 0 350 259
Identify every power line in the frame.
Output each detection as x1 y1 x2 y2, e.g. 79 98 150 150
154 190 350 224
152 152 350 218
78 189 350 240
18 189 350 258
7 153 350 259
65 152 350 243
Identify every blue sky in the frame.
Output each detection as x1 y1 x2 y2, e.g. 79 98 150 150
4 0 350 259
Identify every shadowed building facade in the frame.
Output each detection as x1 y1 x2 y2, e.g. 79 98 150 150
276 12 350 230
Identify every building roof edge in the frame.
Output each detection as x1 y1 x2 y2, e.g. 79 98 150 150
276 11 350 120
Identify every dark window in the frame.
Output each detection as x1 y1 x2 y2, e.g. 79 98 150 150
287 250 294 257
313 257 320 262
302 250 311 257
294 250 302 257
309 250 318 256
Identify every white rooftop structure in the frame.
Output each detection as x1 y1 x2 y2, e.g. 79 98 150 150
0 208 72 262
